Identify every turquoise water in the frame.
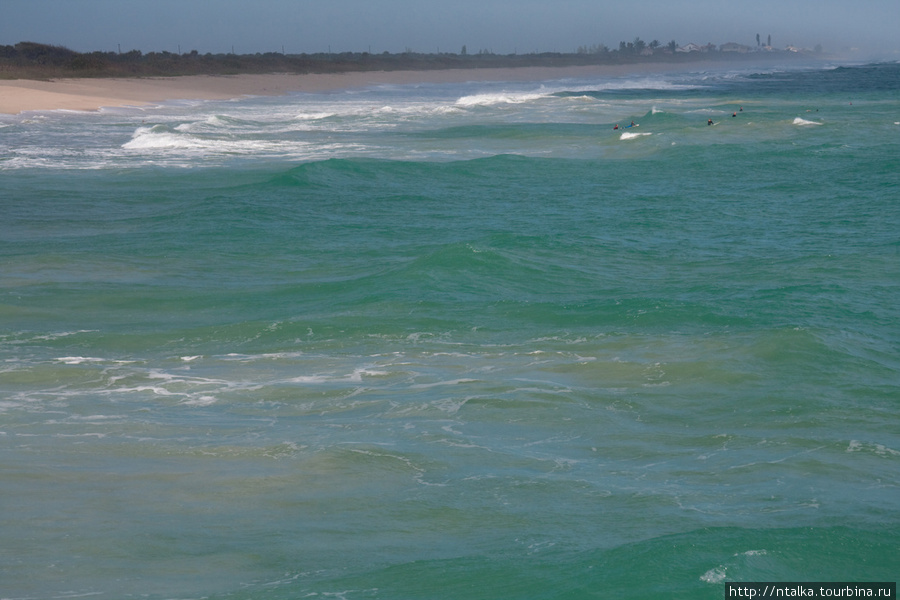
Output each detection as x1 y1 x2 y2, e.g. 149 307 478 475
1 61 898 599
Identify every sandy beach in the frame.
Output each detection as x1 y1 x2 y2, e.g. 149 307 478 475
0 63 687 114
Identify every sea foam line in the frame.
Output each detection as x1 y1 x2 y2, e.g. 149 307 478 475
455 91 549 107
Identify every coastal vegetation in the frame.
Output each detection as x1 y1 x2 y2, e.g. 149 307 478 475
1 40 817 80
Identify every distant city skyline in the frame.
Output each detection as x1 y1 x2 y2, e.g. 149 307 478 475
2 0 897 58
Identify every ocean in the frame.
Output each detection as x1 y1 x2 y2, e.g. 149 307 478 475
1 60 898 599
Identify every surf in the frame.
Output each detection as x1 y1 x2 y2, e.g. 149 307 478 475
2 61 899 600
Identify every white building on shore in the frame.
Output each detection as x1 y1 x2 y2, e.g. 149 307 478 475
676 43 702 53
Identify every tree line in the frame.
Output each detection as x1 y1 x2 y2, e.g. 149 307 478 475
0 41 807 80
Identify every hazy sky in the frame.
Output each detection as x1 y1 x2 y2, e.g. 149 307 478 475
3 0 898 57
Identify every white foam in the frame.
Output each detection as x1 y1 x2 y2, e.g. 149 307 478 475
349 367 389 381
792 117 822 126
181 395 218 406
202 115 234 128
122 125 205 150
410 378 478 389
61 414 125 422
220 351 306 361
847 440 900 456
285 367 391 385
283 373 334 384
701 566 727 583
56 356 106 365
620 131 651 140
126 122 265 149
294 111 337 120
34 330 97 341
455 92 548 107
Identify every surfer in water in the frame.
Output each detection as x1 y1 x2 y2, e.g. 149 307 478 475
708 119 714 126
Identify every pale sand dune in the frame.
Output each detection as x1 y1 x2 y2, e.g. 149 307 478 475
0 63 682 114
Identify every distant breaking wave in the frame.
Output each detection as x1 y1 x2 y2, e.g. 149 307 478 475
455 91 550 107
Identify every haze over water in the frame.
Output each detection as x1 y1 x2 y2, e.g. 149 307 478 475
3 0 899 56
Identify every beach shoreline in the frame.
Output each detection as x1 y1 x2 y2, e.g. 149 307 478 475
0 61 720 114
